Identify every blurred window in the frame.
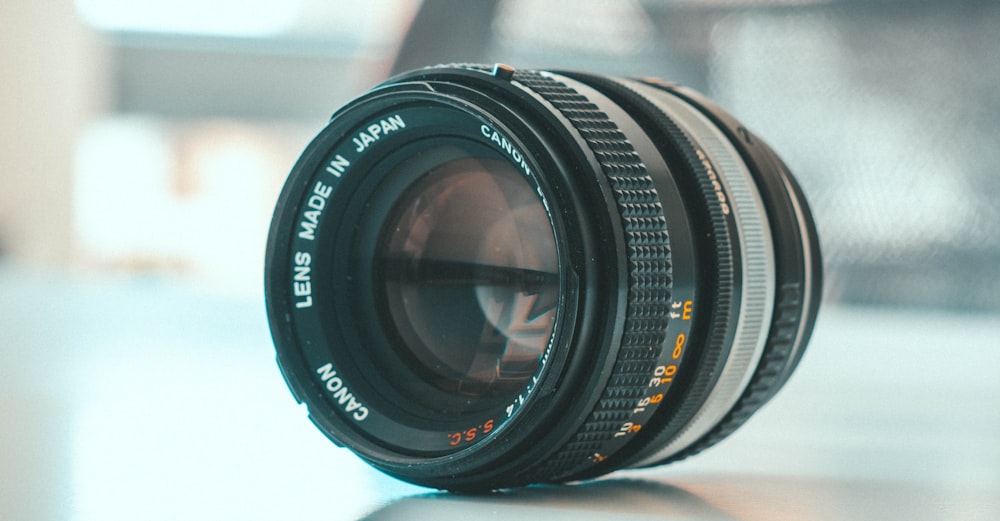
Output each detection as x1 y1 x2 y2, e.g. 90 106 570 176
68 0 1000 310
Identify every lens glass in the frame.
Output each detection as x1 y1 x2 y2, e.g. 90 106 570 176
376 150 559 407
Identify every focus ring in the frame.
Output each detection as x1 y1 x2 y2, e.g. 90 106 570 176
508 69 673 480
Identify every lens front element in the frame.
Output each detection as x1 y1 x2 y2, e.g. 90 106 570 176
377 151 559 406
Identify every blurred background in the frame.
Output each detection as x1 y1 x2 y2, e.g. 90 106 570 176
5 0 1000 308
2 0 998 520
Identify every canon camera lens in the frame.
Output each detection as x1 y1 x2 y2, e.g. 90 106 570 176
265 64 822 491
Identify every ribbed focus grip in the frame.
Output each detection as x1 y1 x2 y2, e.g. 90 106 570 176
498 69 674 481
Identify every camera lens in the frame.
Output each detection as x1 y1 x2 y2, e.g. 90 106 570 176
265 64 822 491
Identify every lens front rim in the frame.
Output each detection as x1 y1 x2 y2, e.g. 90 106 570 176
266 93 565 456
265 77 636 488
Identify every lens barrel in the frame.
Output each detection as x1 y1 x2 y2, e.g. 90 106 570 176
265 64 822 491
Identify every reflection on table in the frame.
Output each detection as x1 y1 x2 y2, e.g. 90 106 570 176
1 265 997 520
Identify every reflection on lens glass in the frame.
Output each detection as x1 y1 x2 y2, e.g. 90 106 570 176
378 154 559 401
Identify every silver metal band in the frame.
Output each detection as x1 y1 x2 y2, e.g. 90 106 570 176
625 80 777 467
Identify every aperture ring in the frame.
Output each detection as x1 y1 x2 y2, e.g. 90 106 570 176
499 68 674 481
621 80 775 466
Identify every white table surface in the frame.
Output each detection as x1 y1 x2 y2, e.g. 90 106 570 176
2 263 997 520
